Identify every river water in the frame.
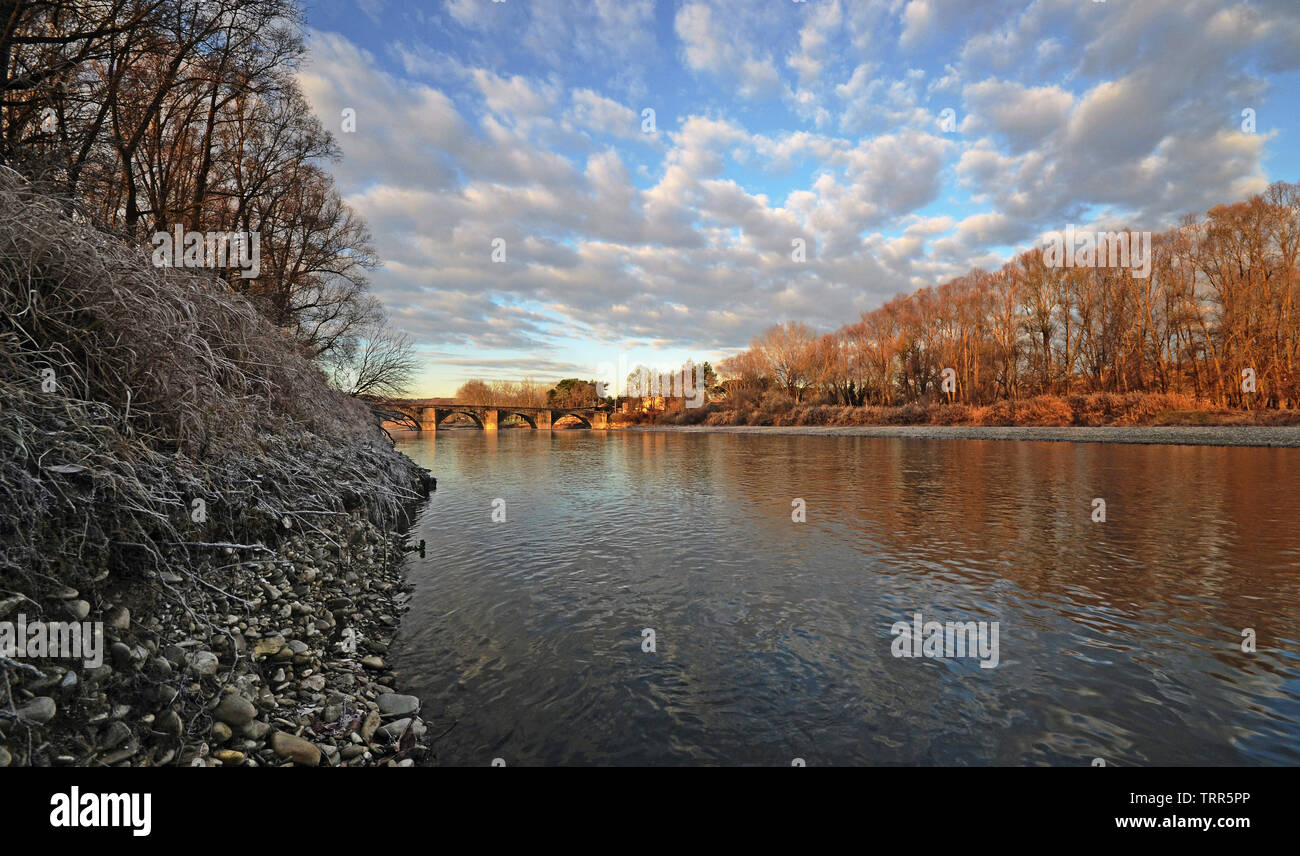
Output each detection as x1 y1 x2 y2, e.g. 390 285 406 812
391 429 1300 766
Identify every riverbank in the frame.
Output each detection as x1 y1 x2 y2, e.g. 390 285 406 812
631 423 1300 447
0 173 437 766
645 394 1300 433
1 512 436 767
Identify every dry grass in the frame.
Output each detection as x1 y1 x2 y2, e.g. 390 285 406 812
0 168 424 603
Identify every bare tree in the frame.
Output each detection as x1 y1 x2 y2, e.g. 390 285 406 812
328 323 418 398
454 379 492 405
2 0 379 363
720 180 1300 412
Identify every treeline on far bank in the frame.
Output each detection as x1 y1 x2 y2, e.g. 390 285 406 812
658 391 1300 429
704 181 1300 426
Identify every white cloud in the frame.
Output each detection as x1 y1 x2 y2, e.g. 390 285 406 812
291 0 1300 390
567 90 644 141
787 0 843 83
899 0 937 49
675 2 783 99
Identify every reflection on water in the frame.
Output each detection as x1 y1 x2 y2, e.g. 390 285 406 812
391 429 1300 765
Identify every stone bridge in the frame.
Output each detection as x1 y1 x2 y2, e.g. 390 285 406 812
379 401 609 431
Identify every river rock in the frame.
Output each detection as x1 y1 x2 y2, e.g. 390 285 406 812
270 732 320 766
212 749 244 765
377 717 426 742
100 740 138 765
240 719 270 740
18 697 56 725
188 651 219 677
213 694 256 726
100 721 131 750
83 664 112 683
105 606 130 630
377 693 420 717
110 642 134 669
360 710 381 742
161 644 188 667
157 709 183 735
252 635 285 657
2 494 432 767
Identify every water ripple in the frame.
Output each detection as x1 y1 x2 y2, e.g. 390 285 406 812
392 430 1300 766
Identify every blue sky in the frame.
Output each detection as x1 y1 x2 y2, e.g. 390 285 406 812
297 0 1300 397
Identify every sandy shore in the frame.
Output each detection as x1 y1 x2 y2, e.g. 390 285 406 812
630 424 1300 447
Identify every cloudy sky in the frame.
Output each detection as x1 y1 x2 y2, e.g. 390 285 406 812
299 0 1300 397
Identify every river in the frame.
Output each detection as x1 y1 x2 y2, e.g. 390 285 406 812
391 428 1300 766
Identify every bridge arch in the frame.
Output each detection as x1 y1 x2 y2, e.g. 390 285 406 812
552 411 592 428
499 409 538 428
436 408 482 429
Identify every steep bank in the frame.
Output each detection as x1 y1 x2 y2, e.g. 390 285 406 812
0 171 435 766
632 423 1300 447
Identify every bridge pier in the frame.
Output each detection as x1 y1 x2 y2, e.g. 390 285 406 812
418 406 443 431
590 411 608 429
536 410 552 430
480 408 498 430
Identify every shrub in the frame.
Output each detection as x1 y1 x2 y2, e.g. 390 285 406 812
897 403 930 424
1253 409 1300 426
927 403 975 425
748 390 793 425
1068 392 1199 425
668 402 720 425
975 396 1071 426
1017 395 1075 425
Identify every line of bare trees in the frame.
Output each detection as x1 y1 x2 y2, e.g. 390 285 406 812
1 0 397 375
720 182 1300 410
454 378 550 408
